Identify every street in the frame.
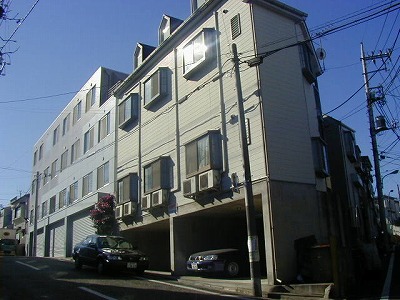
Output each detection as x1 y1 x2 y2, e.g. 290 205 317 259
0 256 254 300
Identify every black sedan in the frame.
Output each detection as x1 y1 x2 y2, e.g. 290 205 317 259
186 248 246 277
72 234 149 275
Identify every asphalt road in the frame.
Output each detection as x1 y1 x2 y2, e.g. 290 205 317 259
0 256 254 300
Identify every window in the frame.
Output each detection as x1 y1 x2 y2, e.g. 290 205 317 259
41 201 47 218
53 125 60 146
143 157 170 194
71 139 80 163
185 131 222 177
51 159 58 179
14 206 21 219
97 161 110 189
183 29 214 77
60 150 68 172
300 43 321 83
144 68 168 107
62 113 70 136
73 101 82 124
43 167 50 185
118 94 138 128
344 131 357 162
85 85 96 112
39 144 44 160
59 189 66 209
69 181 78 204
98 113 110 142
312 137 329 178
118 173 138 204
33 151 37 166
84 127 94 153
82 172 93 196
49 196 56 214
30 209 34 225
191 0 207 13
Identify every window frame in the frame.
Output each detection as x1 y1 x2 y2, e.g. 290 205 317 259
143 68 168 107
182 29 214 78
62 113 70 136
53 125 60 146
69 181 79 204
73 101 82 124
59 189 67 209
60 149 69 172
71 139 80 164
82 172 93 197
98 112 111 142
49 196 56 214
51 159 58 179
312 137 329 178
85 85 96 112
83 127 95 154
118 94 138 128
117 173 137 204
143 157 171 194
97 161 110 189
185 131 222 178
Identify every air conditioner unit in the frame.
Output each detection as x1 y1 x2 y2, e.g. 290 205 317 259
183 176 198 197
199 169 220 192
115 205 123 219
123 201 135 216
141 194 151 210
152 189 169 207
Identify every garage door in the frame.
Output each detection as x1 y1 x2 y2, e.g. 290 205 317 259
48 221 66 257
71 211 95 248
36 228 45 257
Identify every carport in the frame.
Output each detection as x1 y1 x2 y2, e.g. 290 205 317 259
171 196 265 276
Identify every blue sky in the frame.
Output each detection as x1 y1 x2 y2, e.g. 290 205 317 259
0 0 399 206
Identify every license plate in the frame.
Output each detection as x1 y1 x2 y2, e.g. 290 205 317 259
127 262 137 269
191 262 198 270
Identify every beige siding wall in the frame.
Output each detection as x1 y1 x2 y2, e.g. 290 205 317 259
253 5 316 184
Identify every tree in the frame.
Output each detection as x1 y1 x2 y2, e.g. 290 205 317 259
90 194 116 235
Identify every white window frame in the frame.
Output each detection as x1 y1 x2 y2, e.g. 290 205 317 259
98 113 111 142
69 181 78 204
84 127 94 153
143 157 170 194
82 172 93 196
73 101 82 124
97 161 110 189
59 189 66 209
51 159 58 179
60 149 68 172
49 196 56 214
71 139 80 164
182 29 214 78
86 85 96 112
62 113 70 136
53 125 60 146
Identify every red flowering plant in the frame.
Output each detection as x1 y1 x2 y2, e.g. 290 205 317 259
90 194 116 235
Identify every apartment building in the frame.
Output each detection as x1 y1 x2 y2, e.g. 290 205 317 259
114 0 329 283
323 116 380 289
28 67 127 257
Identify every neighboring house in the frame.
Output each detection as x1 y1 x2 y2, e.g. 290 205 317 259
10 194 30 249
0 206 12 228
383 195 400 225
114 0 329 284
323 116 381 290
28 67 128 257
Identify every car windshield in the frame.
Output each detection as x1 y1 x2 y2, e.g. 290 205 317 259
97 237 134 250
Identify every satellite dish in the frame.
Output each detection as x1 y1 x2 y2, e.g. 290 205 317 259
316 48 326 60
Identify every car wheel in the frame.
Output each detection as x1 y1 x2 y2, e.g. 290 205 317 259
225 261 239 277
97 260 106 275
74 257 82 270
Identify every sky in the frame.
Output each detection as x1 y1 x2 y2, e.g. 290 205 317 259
0 0 399 206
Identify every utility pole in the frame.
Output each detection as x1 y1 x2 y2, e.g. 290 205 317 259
231 43 262 297
360 43 391 249
32 171 39 256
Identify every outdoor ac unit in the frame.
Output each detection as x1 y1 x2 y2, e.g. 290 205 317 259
199 169 220 192
123 201 135 216
183 176 198 197
152 189 169 207
115 205 123 219
141 194 151 210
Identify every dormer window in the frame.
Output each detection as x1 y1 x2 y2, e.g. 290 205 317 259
159 15 183 45
182 29 215 78
191 0 208 13
134 43 156 70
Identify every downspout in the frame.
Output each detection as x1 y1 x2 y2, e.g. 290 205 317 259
174 47 181 192
247 2 277 284
214 10 229 174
